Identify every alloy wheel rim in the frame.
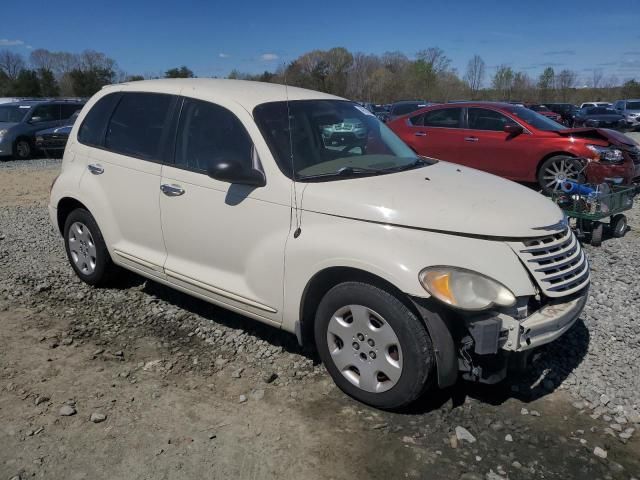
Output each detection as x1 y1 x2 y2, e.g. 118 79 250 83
68 222 97 275
542 159 580 191
326 305 403 393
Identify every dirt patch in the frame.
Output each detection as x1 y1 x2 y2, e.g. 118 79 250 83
0 167 58 207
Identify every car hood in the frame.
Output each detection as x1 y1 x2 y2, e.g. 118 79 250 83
556 127 638 147
581 115 623 121
300 161 564 238
0 122 19 129
37 125 72 135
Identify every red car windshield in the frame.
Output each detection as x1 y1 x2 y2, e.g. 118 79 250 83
504 106 565 131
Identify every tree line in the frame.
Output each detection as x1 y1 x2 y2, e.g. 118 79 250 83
1 46 639 103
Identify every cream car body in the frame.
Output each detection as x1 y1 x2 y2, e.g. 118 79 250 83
50 79 589 408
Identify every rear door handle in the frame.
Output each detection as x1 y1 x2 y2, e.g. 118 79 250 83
414 131 427 137
87 163 104 175
160 184 185 197
464 137 479 142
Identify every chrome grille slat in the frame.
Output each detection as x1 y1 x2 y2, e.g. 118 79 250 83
508 227 590 298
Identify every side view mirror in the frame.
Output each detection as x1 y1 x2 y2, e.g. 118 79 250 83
207 161 266 187
30 116 43 123
504 124 523 135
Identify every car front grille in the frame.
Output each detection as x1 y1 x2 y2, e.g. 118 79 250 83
507 227 589 298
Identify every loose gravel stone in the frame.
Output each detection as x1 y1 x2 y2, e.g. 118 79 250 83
455 426 476 443
593 446 608 459
59 405 76 416
90 412 107 423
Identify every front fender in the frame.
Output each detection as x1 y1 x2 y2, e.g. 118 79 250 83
282 212 536 335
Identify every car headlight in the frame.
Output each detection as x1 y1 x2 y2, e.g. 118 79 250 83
419 266 516 311
586 144 624 163
36 136 44 142
0 128 7 139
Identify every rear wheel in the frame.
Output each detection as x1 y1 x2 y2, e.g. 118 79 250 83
314 281 434 409
63 208 119 286
537 156 584 195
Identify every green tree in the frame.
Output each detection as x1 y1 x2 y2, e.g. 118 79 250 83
492 65 514 99
69 67 114 96
537 67 555 101
38 68 59 97
164 66 194 78
11 69 41 97
621 79 640 98
126 75 145 82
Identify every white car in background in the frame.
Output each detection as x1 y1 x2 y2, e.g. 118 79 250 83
49 79 589 409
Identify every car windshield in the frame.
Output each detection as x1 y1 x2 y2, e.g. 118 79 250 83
504 106 565 131
0 105 29 123
627 101 640 110
586 107 617 115
254 100 431 181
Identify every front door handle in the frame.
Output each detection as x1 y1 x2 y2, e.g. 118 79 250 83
464 137 479 142
87 163 104 175
160 184 185 197
414 131 427 137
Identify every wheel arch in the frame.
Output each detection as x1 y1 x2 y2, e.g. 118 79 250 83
298 266 417 348
56 197 89 234
297 266 459 389
535 151 577 177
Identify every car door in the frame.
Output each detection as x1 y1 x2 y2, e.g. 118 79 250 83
403 107 465 161
460 107 537 179
78 91 177 280
159 96 291 325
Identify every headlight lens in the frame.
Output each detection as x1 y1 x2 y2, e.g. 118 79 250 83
586 144 624 163
36 136 44 142
419 267 516 311
0 128 7 138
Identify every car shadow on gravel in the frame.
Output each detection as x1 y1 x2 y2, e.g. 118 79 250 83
139 277 318 360
403 319 591 415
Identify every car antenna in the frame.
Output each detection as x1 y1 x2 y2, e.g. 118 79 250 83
284 69 302 238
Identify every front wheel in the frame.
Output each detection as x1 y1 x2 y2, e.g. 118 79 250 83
314 282 434 409
14 139 32 160
537 156 585 195
610 214 628 238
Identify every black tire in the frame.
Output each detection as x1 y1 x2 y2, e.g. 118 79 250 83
13 138 32 160
314 281 434 409
63 208 119 286
537 156 585 195
591 222 604 247
610 214 627 238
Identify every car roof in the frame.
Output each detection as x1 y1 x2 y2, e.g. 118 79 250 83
111 78 344 110
439 101 517 108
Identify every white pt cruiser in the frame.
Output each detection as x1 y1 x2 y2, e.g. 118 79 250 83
49 79 589 409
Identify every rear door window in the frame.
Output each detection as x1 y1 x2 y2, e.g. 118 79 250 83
422 108 462 128
105 92 175 162
78 93 121 147
174 98 254 173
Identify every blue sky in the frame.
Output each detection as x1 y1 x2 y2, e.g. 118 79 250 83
2 0 640 84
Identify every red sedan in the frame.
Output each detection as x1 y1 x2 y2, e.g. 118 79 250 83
387 102 640 193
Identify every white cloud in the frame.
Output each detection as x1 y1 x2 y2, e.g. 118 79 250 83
0 39 25 47
260 53 279 61
26 45 33 50
218 53 230 58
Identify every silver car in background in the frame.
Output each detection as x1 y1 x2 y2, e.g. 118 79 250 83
613 99 640 130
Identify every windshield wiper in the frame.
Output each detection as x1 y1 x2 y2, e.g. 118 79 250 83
386 157 434 172
297 166 387 181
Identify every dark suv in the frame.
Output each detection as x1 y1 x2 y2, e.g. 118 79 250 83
545 103 579 126
0 99 85 159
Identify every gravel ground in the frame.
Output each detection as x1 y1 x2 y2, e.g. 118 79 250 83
1 159 640 479
0 157 62 171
